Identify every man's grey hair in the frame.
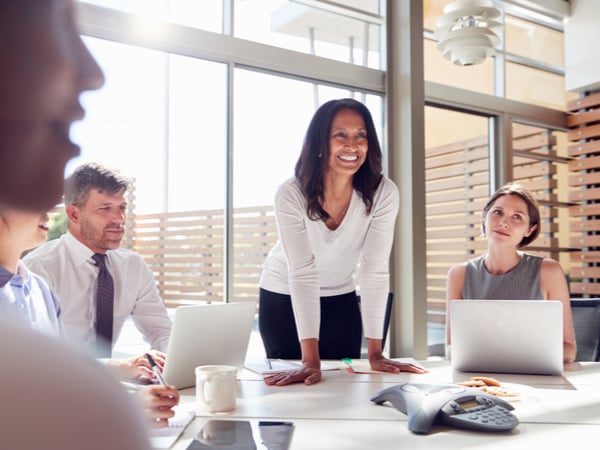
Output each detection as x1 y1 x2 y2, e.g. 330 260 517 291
64 163 130 207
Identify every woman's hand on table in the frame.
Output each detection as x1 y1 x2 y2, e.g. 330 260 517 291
263 364 322 386
369 355 428 374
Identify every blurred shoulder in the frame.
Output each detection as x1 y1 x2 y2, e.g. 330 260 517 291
0 321 151 449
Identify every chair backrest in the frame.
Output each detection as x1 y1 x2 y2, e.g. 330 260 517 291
381 292 394 350
570 299 600 362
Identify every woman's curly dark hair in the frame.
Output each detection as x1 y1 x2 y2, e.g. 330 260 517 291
294 98 383 221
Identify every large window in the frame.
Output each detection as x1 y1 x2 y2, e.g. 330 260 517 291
424 107 490 355
73 1 574 358
72 37 228 214
423 0 575 108
80 0 383 68
71 2 384 311
421 0 573 356
235 0 383 68
72 37 170 213
79 0 223 32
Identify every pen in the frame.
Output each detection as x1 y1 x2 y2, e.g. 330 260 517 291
265 358 272 370
342 358 355 374
145 353 167 386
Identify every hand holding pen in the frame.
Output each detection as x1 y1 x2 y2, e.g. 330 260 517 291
141 353 179 428
146 352 167 385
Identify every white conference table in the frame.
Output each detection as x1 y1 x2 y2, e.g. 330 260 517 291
165 359 600 450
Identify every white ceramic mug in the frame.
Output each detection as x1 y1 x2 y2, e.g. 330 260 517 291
195 365 238 413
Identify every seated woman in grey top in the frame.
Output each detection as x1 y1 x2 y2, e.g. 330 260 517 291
445 183 576 363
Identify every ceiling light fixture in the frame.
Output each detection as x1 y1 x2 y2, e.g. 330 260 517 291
434 0 502 66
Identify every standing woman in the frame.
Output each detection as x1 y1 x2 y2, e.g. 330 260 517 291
445 183 576 363
259 98 426 386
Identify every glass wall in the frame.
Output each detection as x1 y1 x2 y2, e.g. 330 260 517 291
72 1 573 358
424 38 495 95
235 0 383 68
424 106 490 355
72 37 228 214
232 69 383 301
72 37 170 213
80 0 383 68
423 0 575 108
506 63 574 110
70 2 384 311
422 0 573 355
79 0 224 32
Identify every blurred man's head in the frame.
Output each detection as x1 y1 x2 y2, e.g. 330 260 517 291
0 0 104 211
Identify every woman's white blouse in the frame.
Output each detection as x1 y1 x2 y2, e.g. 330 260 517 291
259 176 399 341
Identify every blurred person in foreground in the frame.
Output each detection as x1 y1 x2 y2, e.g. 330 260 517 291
0 2 173 448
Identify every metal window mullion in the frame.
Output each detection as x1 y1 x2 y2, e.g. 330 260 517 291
224 62 235 304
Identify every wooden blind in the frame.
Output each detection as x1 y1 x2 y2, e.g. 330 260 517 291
123 206 276 307
567 91 600 296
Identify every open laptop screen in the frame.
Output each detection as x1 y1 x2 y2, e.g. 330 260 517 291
450 299 563 375
161 302 256 389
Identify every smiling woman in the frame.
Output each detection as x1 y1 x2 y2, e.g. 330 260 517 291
257 98 427 387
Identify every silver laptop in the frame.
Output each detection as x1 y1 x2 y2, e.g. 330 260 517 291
450 299 563 375
161 302 256 389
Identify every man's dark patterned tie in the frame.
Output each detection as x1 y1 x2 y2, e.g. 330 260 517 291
92 253 113 357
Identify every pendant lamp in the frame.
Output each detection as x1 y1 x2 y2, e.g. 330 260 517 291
434 0 502 66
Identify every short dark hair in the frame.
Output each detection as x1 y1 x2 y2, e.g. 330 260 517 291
64 163 130 207
481 183 541 248
294 98 383 221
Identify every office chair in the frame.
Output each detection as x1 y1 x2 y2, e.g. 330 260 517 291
570 298 600 362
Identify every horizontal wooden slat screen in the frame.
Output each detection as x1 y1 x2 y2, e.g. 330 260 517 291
122 205 275 308
115 115 586 346
567 90 600 297
510 123 571 263
425 122 491 327
425 121 572 330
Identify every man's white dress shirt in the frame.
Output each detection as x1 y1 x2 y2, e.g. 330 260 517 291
24 232 171 352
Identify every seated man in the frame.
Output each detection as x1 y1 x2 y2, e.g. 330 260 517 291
24 162 172 379
1 206 179 428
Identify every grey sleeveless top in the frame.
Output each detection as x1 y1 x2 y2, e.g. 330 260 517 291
462 253 543 300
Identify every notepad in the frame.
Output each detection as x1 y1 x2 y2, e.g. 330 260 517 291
149 407 195 449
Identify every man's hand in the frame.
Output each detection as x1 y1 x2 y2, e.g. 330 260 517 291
109 350 167 381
